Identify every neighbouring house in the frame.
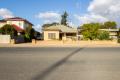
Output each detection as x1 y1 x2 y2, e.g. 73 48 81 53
99 29 119 39
0 17 33 35
43 25 77 41
77 28 119 40
77 28 84 40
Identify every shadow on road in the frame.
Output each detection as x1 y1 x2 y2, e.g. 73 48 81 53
32 48 84 80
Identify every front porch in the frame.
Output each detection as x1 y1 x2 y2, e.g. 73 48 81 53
60 33 77 41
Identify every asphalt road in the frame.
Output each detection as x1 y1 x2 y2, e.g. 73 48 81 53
0 47 120 80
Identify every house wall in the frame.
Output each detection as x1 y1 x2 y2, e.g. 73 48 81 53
109 31 117 36
44 31 59 40
6 21 32 29
7 21 24 29
0 22 6 28
0 35 10 43
62 33 77 41
109 31 118 39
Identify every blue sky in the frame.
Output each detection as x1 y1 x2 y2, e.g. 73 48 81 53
0 0 91 30
0 0 120 31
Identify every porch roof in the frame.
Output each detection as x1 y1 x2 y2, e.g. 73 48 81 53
44 25 77 33
99 29 119 32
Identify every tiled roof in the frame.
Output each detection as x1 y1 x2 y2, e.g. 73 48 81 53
44 25 77 33
12 24 24 32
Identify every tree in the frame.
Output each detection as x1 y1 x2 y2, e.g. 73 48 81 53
25 26 35 41
0 24 17 37
0 29 2 34
61 11 68 26
81 23 100 40
103 21 117 29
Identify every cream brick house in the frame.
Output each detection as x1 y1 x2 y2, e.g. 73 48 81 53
77 28 119 40
43 25 77 41
100 29 119 39
0 17 33 33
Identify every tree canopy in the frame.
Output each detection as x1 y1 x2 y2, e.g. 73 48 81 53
100 21 117 29
0 24 17 36
81 23 100 40
25 26 35 40
42 11 69 29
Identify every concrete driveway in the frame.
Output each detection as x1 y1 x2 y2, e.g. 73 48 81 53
0 47 120 80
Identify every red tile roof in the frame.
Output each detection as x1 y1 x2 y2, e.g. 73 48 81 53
12 24 24 32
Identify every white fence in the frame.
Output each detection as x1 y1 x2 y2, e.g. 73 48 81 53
0 35 11 43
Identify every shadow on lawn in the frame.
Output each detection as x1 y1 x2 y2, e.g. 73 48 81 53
32 48 84 80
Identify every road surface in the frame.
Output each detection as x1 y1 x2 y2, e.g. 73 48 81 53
0 47 120 80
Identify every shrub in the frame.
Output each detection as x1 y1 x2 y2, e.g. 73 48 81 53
24 34 31 42
0 24 17 37
81 23 100 40
98 31 110 40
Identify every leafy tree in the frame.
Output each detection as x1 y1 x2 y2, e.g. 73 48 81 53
0 24 17 37
99 24 105 29
81 23 100 40
61 11 68 26
103 21 117 29
25 26 35 41
0 29 2 34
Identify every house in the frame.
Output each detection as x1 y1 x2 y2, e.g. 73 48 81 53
43 25 77 41
0 17 33 34
77 28 84 40
99 29 119 39
77 28 119 40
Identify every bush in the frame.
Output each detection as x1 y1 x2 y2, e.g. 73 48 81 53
98 31 110 40
24 34 31 42
0 29 2 33
81 23 100 40
0 24 17 36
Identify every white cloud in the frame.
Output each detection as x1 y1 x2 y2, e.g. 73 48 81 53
88 0 120 22
0 8 14 18
74 14 108 25
35 11 61 24
75 0 120 26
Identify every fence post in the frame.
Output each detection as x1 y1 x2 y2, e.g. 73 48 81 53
10 39 15 44
32 39 36 44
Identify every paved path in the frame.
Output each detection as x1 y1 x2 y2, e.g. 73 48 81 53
0 47 120 80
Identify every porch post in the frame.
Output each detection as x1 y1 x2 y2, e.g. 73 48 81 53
63 33 66 40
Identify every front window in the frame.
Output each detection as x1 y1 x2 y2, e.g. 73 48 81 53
48 33 56 39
